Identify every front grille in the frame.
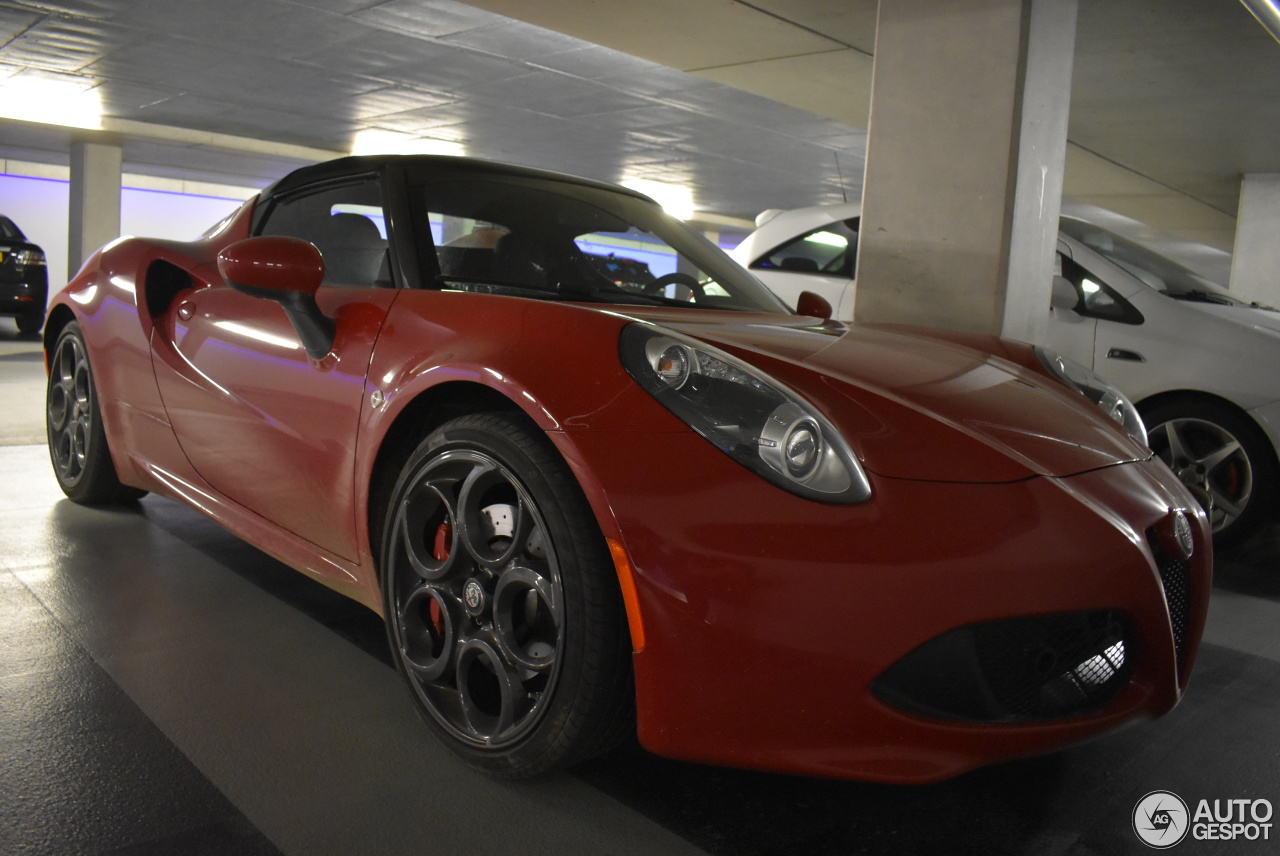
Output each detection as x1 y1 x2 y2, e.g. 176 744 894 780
1145 520 1194 674
1156 554 1191 668
872 610 1132 723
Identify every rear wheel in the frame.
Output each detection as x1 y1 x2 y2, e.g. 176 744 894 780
1143 398 1277 546
46 322 145 504
16 310 44 335
380 412 631 777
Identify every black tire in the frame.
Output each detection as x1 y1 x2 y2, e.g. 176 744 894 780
380 412 632 777
46 322 146 505
16 311 44 336
1143 398 1277 546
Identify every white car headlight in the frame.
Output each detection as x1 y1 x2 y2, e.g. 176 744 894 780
1034 346 1147 446
619 324 871 503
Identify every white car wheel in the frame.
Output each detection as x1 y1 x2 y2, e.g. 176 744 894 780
1144 400 1277 545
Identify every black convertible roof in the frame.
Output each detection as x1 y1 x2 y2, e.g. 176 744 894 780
259 154 654 206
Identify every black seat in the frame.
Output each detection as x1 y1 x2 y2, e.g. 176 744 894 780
315 213 389 286
493 233 548 286
780 256 820 272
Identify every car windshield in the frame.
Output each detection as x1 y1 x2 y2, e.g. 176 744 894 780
1059 217 1242 305
412 175 789 313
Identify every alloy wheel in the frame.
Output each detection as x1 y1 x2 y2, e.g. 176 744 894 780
1148 416 1252 534
47 331 94 489
385 448 564 748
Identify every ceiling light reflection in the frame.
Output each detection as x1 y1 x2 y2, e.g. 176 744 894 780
213 320 300 351
619 178 695 221
0 78 102 130
1241 0 1280 44
805 231 849 248
109 275 136 295
351 129 466 157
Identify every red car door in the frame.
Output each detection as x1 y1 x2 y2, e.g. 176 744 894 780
150 282 394 562
150 180 398 562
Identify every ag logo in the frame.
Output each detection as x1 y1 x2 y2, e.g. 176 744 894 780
1133 790 1190 848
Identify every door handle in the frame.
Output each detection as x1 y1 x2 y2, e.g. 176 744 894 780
1106 347 1145 363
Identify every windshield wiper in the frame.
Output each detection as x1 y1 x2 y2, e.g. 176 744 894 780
589 285 703 308
435 274 611 302
1168 288 1237 306
437 275 737 310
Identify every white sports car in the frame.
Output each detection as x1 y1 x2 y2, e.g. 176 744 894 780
734 204 1280 544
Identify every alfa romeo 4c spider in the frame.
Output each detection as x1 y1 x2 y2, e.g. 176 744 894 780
45 155 1210 782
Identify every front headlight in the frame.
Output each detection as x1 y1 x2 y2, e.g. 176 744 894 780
1033 346 1147 446
619 323 871 503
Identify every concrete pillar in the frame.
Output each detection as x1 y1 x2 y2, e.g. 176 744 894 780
1230 174 1280 307
854 0 1077 338
68 139 122 280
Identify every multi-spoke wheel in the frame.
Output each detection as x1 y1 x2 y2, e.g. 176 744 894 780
1144 399 1277 546
46 322 145 504
380 412 631 777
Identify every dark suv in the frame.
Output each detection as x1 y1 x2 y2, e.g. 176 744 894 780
1 216 48 335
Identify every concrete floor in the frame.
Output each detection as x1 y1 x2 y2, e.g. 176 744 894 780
3 315 1280 855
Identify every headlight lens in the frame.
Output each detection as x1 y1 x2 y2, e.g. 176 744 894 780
1033 346 1147 446
619 324 871 503
16 249 46 267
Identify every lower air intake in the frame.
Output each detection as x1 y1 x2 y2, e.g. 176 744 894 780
872 610 1132 723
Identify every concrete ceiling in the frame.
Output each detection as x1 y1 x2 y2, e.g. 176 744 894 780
2 0 1276 276
465 0 1277 264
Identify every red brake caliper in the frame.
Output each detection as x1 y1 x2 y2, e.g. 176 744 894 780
433 522 452 561
429 522 452 634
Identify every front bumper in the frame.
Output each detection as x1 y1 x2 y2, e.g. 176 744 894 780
1247 398 1280 480
564 429 1211 782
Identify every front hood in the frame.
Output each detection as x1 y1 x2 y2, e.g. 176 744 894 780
1182 299 1280 337
626 310 1147 483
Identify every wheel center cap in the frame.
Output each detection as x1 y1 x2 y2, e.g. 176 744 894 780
463 578 486 616
1176 464 1205 487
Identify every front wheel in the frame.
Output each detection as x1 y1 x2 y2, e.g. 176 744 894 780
46 321 146 504
379 412 632 777
1143 398 1277 546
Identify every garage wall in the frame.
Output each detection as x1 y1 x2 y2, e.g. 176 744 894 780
2 168 254 297
2 173 70 296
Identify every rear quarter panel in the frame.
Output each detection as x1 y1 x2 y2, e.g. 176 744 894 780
46 201 255 490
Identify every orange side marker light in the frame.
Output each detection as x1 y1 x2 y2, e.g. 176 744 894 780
606 538 646 653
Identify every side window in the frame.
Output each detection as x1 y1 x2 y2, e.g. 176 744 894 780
258 180 392 288
1058 254 1143 325
430 216 521 285
751 218 859 277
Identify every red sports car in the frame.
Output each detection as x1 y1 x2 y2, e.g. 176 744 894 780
45 155 1210 782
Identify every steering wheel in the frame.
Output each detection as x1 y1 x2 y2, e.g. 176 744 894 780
644 271 703 301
